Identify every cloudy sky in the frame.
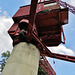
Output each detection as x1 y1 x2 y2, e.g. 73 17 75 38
0 0 75 75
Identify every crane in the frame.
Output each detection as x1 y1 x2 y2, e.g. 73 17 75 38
8 0 75 75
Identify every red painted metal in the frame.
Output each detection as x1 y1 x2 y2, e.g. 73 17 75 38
29 0 38 25
41 51 75 62
13 0 58 20
8 0 75 75
39 56 56 75
59 0 75 15
35 8 68 46
9 7 68 46
27 0 38 42
38 0 75 15
32 31 75 63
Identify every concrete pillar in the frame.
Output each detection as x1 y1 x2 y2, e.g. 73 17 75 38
1 42 40 75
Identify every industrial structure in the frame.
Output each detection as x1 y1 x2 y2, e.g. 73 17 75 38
3 0 75 75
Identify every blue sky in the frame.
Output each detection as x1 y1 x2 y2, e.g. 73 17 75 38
0 0 75 75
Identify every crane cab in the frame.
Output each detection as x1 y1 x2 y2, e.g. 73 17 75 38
8 0 68 46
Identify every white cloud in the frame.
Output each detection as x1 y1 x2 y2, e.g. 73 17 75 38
0 11 14 56
24 0 31 5
3 11 8 16
48 45 75 56
62 0 75 6
69 0 75 6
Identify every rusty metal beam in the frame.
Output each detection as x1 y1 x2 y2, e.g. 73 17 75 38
42 56 56 75
29 0 38 25
32 31 52 53
41 51 75 63
32 31 75 63
50 53 75 62
27 0 38 41
39 56 56 75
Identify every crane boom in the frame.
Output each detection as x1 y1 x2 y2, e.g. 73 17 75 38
59 0 75 14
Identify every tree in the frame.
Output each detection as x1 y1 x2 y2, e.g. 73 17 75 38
38 66 47 75
0 51 10 72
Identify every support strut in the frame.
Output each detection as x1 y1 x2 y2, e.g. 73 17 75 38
32 31 75 63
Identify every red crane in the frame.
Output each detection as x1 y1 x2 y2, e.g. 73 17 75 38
8 0 75 75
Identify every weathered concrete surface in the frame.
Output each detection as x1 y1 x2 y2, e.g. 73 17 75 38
1 42 40 75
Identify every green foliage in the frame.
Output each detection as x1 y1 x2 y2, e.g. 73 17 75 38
0 51 10 72
2 51 10 58
1 62 5 72
38 66 47 75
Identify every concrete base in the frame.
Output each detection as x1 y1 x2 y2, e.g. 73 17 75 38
1 42 40 75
